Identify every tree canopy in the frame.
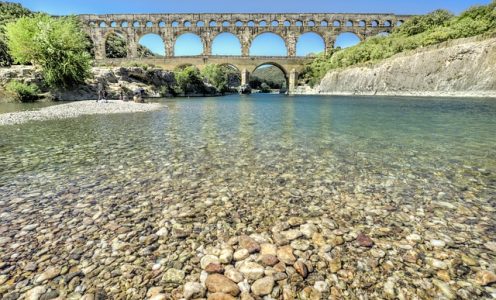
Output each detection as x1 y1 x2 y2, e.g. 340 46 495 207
5 14 92 88
0 1 32 66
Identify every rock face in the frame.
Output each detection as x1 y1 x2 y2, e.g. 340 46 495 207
0 66 176 101
314 36 496 98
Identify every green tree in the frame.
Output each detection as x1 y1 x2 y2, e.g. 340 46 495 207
0 2 32 66
5 14 92 88
201 64 228 93
105 33 127 58
174 66 205 95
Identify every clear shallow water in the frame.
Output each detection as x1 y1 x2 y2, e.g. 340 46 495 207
1 95 495 195
1 95 496 298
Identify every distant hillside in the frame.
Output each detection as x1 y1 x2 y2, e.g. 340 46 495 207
250 66 286 89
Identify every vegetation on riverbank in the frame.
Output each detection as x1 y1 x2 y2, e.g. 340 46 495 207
302 1 496 86
5 14 92 89
5 79 40 102
0 2 32 67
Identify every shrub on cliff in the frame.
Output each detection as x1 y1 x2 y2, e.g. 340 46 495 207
5 14 92 89
0 2 32 66
5 80 40 102
302 1 496 85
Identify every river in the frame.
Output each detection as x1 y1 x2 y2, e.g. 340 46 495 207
1 94 495 299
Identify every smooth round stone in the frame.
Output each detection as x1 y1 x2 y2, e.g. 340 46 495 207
251 276 275 296
260 243 278 256
233 249 250 261
183 282 206 299
238 261 264 281
430 240 446 248
291 239 310 251
201 255 220 269
406 234 422 243
205 274 240 296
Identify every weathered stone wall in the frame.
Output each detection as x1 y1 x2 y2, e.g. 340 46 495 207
79 13 412 59
312 36 496 98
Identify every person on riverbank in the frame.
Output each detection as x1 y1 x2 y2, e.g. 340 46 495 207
97 82 108 103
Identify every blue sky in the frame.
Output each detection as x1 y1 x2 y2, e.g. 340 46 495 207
11 0 492 56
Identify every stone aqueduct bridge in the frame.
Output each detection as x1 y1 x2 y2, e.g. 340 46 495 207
80 13 412 92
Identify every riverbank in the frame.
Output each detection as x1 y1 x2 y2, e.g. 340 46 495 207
299 36 496 98
0 100 163 126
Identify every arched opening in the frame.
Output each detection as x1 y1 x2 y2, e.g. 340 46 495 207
89 21 96 27
219 64 242 89
159 21 166 27
249 63 288 93
209 20 217 27
248 21 255 27
271 20 279 27
250 33 287 56
174 33 203 56
121 21 128 28
359 20 366 27
146 21 153 28
99 21 107 28
333 20 341 27
138 33 165 57
222 21 230 27
296 32 325 57
212 33 242 56
296 20 303 27
396 20 404 27
371 20 379 27
172 21 179 27
133 21 140 28
321 20 328 27
184 21 192 27
259 20 267 27
384 20 392 27
308 20 315 27
236 21 243 27
346 20 353 27
105 32 127 58
197 21 205 27
110 21 117 28
283 21 291 26
334 32 361 49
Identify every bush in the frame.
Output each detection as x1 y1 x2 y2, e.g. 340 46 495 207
174 66 205 95
5 80 40 102
5 14 92 89
301 1 496 85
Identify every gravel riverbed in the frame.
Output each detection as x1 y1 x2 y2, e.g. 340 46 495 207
0 100 163 126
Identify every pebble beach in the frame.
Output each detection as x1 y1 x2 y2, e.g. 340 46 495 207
0 100 163 126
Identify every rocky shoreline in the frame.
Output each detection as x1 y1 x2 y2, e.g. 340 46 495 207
0 100 163 126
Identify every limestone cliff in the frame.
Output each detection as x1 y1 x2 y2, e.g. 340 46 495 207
309 36 496 98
